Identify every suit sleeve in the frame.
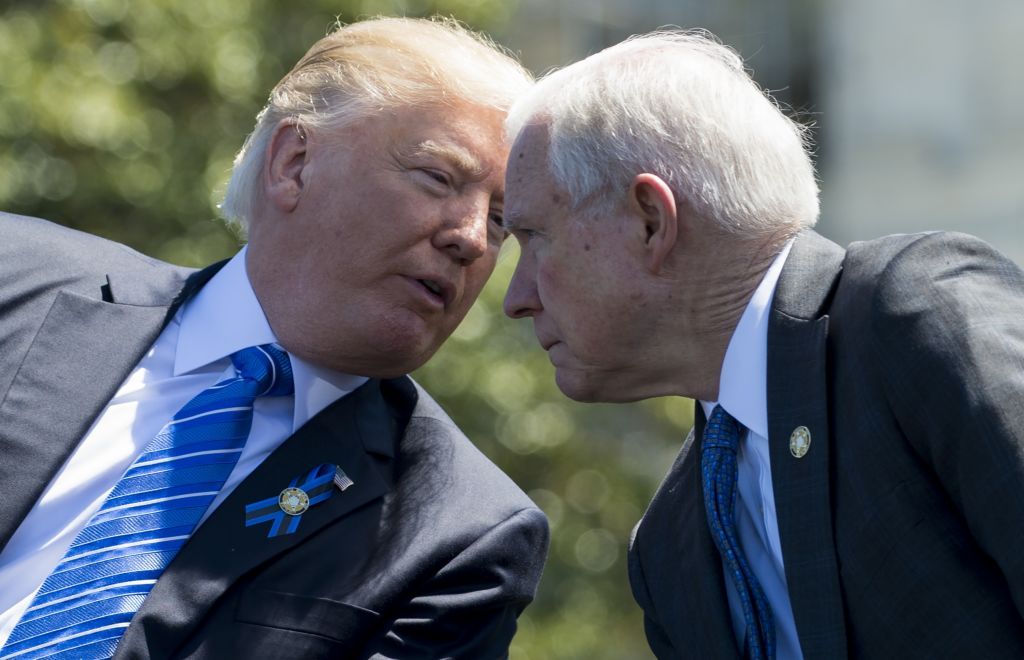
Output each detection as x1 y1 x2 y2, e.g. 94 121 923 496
870 232 1024 615
360 506 549 660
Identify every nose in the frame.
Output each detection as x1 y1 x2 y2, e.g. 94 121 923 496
434 197 489 264
503 249 541 319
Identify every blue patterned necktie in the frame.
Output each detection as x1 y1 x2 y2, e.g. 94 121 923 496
702 405 775 660
1 344 293 660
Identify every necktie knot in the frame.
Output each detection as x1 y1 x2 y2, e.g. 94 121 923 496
704 405 741 453
231 344 294 397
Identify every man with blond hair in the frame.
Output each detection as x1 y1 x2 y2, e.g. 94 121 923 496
501 30 1024 659
0 17 547 658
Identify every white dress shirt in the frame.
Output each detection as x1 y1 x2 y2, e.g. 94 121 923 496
0 246 367 648
699 239 804 660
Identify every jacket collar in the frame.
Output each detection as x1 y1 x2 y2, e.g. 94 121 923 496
765 229 849 658
116 378 403 658
0 260 201 552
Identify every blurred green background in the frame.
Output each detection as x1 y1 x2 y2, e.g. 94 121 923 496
0 1 689 657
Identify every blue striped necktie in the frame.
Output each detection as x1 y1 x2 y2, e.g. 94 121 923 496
702 405 776 660
1 344 293 660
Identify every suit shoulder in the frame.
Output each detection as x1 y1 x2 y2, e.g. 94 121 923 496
0 212 177 285
0 213 193 382
844 231 1019 284
399 379 542 517
842 231 1024 319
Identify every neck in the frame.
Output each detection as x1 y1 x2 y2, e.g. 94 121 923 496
655 227 785 401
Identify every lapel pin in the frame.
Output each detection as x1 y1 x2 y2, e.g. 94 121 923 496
334 466 354 492
245 463 337 538
279 487 309 515
789 426 812 458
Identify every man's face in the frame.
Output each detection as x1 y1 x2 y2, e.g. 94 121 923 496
248 102 509 377
503 126 651 402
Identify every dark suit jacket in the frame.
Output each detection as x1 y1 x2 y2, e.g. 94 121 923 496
628 230 1024 658
0 213 549 659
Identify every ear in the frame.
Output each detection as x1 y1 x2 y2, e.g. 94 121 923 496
263 119 309 213
628 173 678 273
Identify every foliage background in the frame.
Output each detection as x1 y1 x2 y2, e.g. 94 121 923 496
0 1 691 657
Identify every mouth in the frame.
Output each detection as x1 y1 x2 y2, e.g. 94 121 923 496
420 279 443 297
542 340 565 367
409 276 454 308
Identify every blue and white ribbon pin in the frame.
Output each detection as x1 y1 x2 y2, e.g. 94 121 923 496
245 463 344 538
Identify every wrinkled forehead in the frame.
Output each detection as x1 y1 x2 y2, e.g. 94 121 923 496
381 100 511 166
504 123 572 228
506 123 554 193
508 122 551 167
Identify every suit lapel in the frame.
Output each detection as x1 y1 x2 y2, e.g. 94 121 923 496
116 379 398 659
644 413 739 657
766 231 848 658
0 265 193 552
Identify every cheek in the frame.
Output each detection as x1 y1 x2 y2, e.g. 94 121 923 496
538 251 598 305
536 257 570 312
544 256 626 341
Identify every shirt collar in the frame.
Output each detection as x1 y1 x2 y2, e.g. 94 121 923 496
175 246 368 432
700 239 794 438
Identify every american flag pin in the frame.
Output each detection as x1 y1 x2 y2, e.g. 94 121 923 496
333 466 354 492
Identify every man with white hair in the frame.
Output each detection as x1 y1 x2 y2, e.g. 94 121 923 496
502 30 1024 659
0 17 547 658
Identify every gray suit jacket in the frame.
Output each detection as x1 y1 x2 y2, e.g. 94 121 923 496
628 230 1024 658
0 213 549 659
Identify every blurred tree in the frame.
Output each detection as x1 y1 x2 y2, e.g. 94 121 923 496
0 1 691 657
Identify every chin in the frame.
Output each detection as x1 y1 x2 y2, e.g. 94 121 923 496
555 369 646 404
289 325 442 379
357 346 436 379
371 336 444 378
334 349 433 380
359 313 442 365
554 370 608 403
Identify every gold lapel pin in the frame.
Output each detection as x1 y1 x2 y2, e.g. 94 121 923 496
278 487 310 515
789 426 811 458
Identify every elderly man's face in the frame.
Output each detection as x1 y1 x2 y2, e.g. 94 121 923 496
248 102 509 377
503 126 651 402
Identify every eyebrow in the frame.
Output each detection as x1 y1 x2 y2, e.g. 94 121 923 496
403 140 489 180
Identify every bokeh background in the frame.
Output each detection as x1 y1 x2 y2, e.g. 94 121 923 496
1 1 1021 658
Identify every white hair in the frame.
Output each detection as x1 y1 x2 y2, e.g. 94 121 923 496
506 30 819 235
221 16 533 233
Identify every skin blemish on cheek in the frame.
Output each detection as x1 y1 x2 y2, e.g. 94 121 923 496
584 244 591 251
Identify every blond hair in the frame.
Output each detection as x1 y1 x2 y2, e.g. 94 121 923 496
222 17 532 231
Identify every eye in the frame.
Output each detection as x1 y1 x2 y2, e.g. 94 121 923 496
486 212 508 243
420 168 451 187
